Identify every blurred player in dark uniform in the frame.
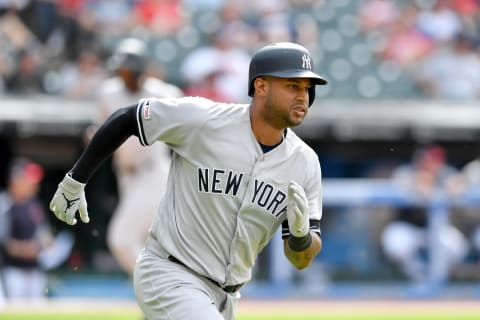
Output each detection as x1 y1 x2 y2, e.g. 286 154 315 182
0 158 73 300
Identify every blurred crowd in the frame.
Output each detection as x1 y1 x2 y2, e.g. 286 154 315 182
0 0 479 101
0 0 320 102
359 0 480 100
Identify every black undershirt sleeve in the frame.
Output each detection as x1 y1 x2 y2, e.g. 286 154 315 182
70 105 139 183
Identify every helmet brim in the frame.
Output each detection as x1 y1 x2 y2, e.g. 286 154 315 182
267 69 328 85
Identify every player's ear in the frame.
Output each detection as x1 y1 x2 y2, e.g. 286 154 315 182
253 77 269 97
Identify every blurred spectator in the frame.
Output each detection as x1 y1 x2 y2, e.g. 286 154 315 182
291 8 320 49
357 0 399 32
381 145 469 282
452 0 480 38
58 48 107 100
0 3 36 49
86 0 133 37
55 0 99 62
0 0 30 13
215 1 259 50
25 0 60 43
0 8 46 94
413 32 480 100
461 156 480 185
182 0 225 10
252 0 293 43
92 37 183 276
376 4 435 68
4 46 45 94
180 29 251 102
180 67 230 102
131 0 185 37
0 158 73 299
416 0 463 45
0 49 14 94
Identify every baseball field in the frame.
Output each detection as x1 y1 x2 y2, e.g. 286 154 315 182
1 299 479 319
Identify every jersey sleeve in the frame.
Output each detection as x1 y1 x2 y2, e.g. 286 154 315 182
136 96 213 147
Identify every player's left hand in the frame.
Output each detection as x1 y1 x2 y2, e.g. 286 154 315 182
287 181 310 237
49 173 90 225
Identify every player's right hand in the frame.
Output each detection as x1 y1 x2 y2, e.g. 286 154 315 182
287 181 310 237
49 173 90 225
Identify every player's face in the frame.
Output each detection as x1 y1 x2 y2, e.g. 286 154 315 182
117 68 141 92
263 77 311 128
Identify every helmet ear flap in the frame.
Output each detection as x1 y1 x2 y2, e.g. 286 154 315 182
308 86 316 107
248 78 256 97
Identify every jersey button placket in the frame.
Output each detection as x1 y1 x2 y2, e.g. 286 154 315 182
224 157 263 286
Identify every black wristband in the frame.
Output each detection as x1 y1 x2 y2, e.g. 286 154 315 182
288 232 312 252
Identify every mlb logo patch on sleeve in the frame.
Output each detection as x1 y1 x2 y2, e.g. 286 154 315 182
143 101 151 120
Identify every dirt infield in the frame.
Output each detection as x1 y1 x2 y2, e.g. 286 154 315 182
0 298 139 314
238 298 480 315
2 298 480 316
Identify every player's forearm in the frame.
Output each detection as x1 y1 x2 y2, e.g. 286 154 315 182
6 239 41 259
71 105 138 183
283 232 322 270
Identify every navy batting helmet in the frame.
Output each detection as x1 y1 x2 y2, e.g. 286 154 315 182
248 42 328 106
108 38 147 74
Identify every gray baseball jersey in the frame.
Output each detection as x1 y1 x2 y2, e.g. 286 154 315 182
136 96 322 287
97 76 183 190
98 76 183 275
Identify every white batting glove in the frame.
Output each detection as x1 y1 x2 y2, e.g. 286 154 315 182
49 173 89 225
287 181 310 237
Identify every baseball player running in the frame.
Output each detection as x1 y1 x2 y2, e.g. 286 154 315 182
95 37 183 275
49 42 327 320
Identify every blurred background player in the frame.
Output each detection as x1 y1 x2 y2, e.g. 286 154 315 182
381 144 469 282
454 156 480 274
92 37 183 276
0 158 72 300
0 183 9 305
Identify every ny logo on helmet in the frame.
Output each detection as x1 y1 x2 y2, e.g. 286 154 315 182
302 54 312 70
